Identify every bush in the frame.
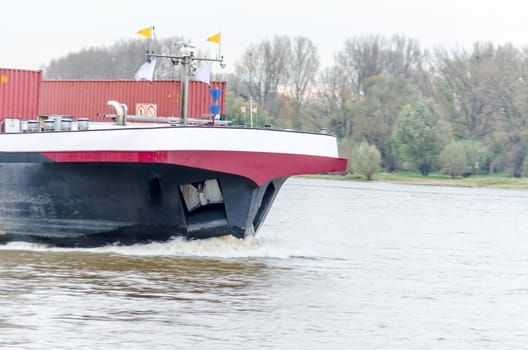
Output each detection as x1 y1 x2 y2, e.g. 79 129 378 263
440 142 468 177
440 140 488 177
463 140 488 174
350 141 381 180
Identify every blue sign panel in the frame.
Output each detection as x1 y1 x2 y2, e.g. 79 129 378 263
209 104 221 115
209 89 222 103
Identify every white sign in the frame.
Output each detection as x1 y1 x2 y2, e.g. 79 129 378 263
136 103 157 117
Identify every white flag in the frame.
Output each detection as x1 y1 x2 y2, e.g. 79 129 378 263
135 59 156 81
194 64 211 85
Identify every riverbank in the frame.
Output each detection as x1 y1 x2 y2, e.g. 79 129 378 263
303 172 528 190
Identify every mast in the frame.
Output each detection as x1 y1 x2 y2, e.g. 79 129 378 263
147 47 225 126
180 52 192 124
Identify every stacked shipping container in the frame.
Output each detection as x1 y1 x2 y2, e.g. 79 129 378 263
39 80 181 120
1 67 226 123
38 80 226 121
0 68 41 122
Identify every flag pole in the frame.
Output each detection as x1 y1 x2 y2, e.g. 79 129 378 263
148 26 154 56
250 96 253 128
218 32 221 59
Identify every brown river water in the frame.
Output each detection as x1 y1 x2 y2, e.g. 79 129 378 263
1 178 528 349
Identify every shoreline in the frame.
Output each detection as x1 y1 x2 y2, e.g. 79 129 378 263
300 172 528 190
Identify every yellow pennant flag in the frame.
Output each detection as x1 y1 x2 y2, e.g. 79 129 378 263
207 33 221 44
137 26 152 38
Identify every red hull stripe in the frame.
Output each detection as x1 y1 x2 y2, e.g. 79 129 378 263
41 150 348 186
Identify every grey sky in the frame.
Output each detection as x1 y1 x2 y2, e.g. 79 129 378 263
1 0 527 72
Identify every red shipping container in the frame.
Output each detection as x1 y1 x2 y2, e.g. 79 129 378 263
0 68 41 122
39 80 180 121
187 81 227 119
38 80 226 121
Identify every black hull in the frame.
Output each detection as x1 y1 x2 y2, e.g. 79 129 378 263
0 162 286 247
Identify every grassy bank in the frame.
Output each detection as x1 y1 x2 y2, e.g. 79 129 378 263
302 172 528 190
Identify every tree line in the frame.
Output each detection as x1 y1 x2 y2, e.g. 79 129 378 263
44 35 528 178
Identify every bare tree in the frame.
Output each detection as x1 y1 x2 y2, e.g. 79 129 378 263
489 44 528 177
332 34 429 104
384 35 432 95
44 36 186 80
434 42 498 139
316 65 354 139
236 44 265 102
286 36 320 128
435 42 528 176
335 34 385 100
262 36 290 111
235 36 291 114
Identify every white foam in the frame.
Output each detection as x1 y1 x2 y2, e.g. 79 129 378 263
0 241 52 251
96 235 310 259
0 235 314 260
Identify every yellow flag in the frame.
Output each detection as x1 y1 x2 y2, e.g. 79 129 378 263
137 26 152 38
207 33 221 44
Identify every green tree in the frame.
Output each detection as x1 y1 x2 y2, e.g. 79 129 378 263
350 141 381 180
393 99 450 176
351 74 416 170
224 91 247 126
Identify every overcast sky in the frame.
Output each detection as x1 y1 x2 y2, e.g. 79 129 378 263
1 0 527 73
